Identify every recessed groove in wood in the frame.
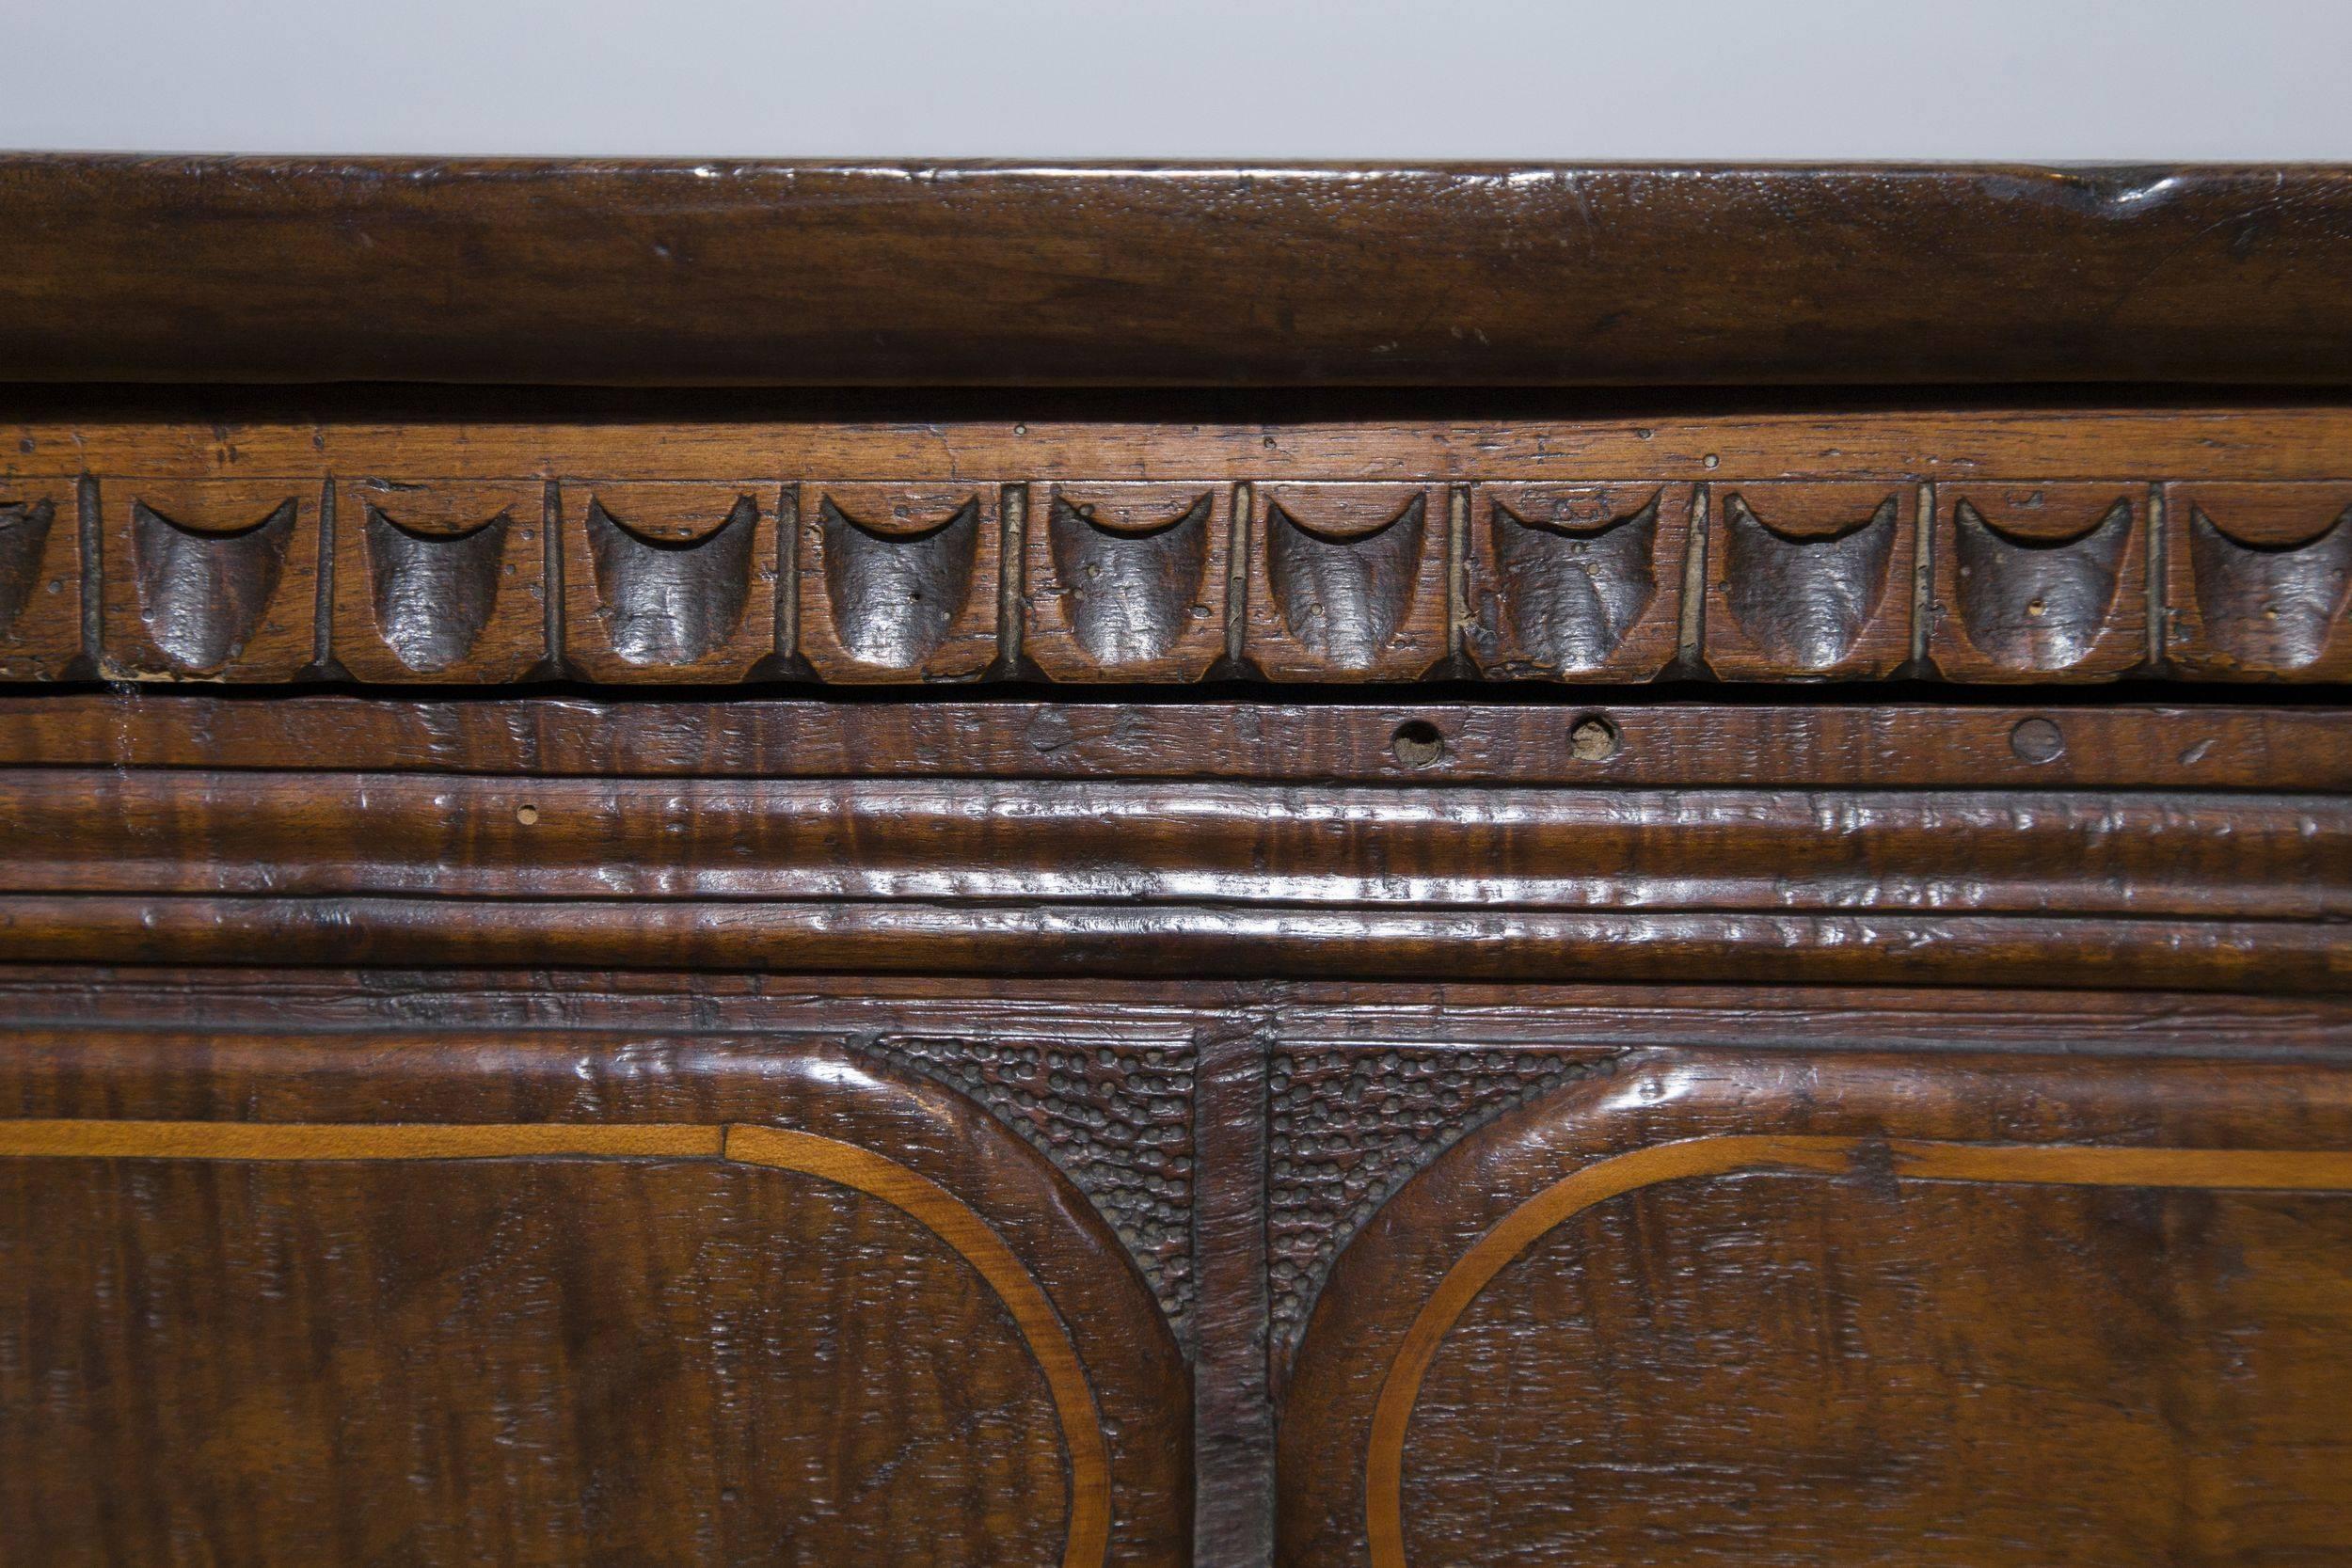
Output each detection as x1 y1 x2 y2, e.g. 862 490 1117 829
12 770 2336 919
0 414 2347 685
584 492 757 666
1712 488 1905 675
126 493 300 673
9 694 2346 791
362 501 511 673
1042 486 1214 671
2168 483 2352 679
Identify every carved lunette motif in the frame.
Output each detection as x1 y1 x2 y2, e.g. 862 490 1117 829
586 493 758 667
1466 483 1691 680
2169 484 2352 678
131 496 299 672
819 493 981 666
1048 490 1213 666
1932 485 2145 680
364 503 510 673
1719 491 1900 669
0 499 57 639
30 463 2352 685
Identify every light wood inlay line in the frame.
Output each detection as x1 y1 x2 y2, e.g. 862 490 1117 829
0 1119 723 1161
0 1117 1112 1568
1364 1133 2352 1568
724 1125 1111 1568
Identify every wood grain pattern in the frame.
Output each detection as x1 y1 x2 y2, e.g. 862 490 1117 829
0 482 77 680
8 410 2352 686
6 154 2352 1568
0 1040 1190 1567
1929 483 2147 680
4 160 2351 387
5 694 2342 791
3 763 2343 989
1280 1052 2352 1568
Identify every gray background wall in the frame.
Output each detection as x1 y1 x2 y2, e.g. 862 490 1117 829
2 0 2345 159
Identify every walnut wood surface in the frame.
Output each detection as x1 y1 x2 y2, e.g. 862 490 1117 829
1279 1051 2352 1568
0 1037 1189 1567
4 156 2351 1568
2 698 2342 992
2 161 2351 387
10 403 2352 685
6 985 2352 1567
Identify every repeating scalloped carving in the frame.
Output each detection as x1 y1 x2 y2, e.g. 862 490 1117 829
584 494 756 667
364 504 511 673
1721 492 1899 669
1266 495 1427 670
131 497 297 671
1049 491 1212 666
1952 496 2133 670
2189 503 2352 672
819 493 982 667
0 499 57 639
1490 492 1659 672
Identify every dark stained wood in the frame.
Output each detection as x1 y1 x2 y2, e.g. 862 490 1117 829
0 1034 1191 1567
11 404 2352 687
10 404 2352 686
1279 1051 2352 1568
4 693 2345 792
4 157 2352 1568
4 160 2352 387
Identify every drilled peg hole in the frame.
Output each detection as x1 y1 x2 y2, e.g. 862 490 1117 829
1391 720 1446 768
1569 715 1621 763
2010 717 2064 766
516 804 541 826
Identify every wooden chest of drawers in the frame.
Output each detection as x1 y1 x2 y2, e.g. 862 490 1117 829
2 159 2349 1566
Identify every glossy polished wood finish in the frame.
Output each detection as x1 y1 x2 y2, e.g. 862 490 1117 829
0 1037 1187 1567
3 699 2342 992
3 161 2352 387
4 157 2351 1568
9 404 2352 686
1279 1052 2352 1568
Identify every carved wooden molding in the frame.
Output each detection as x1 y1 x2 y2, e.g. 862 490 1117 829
9 410 2352 686
1 697 2343 991
6 160 2351 388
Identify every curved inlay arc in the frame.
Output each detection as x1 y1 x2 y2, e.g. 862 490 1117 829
0 1117 1111 1568
1363 1134 2352 1568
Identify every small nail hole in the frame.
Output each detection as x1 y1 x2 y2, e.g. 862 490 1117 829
1391 720 1445 768
516 804 540 825
1569 715 1621 763
2010 718 2064 765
